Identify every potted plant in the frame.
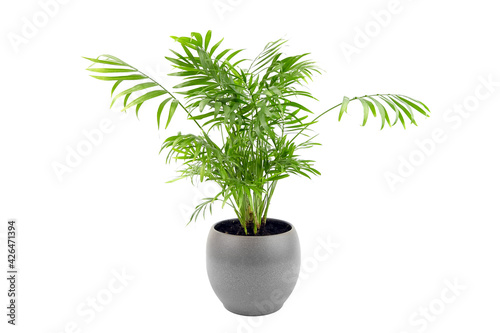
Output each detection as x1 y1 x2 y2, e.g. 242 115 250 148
85 31 429 316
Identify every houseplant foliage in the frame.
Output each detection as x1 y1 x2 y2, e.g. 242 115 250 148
85 31 429 235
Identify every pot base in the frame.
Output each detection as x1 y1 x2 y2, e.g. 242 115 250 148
224 303 283 316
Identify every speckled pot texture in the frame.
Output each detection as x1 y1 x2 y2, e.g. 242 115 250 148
206 218 301 316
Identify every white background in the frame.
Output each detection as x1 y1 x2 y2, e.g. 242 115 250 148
1 0 499 332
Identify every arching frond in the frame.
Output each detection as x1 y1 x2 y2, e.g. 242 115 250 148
84 54 181 130
338 94 430 129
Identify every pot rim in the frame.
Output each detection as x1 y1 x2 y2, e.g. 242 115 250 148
211 217 295 237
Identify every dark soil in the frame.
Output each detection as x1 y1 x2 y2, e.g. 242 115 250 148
215 219 292 236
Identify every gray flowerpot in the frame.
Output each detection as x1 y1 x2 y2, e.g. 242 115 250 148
206 218 301 316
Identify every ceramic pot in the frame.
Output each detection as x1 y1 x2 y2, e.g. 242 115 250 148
206 218 301 316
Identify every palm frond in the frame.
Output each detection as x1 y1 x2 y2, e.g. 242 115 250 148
84 55 181 129
338 94 430 129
